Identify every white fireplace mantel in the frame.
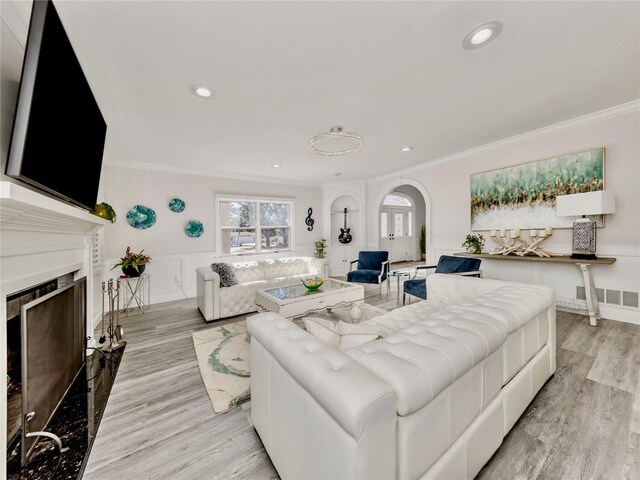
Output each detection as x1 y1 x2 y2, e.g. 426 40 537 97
1 181 110 257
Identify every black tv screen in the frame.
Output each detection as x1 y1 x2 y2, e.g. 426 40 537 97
6 0 106 211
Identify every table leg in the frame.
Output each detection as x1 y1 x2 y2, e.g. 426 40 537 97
578 263 600 327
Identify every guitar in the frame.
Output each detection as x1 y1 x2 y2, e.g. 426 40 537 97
338 207 352 244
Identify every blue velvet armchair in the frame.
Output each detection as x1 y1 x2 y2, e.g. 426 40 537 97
403 255 482 305
346 251 390 294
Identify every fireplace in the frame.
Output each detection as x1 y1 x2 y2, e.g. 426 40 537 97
5 273 85 465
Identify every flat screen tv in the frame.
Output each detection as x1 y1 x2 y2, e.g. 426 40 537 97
6 0 106 211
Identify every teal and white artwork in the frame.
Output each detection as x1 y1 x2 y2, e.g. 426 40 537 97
470 148 604 230
126 205 157 229
169 198 186 213
185 220 204 237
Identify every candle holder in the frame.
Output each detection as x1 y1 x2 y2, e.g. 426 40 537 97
489 229 527 255
490 227 554 257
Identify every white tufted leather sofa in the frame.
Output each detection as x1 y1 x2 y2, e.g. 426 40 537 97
196 257 321 321
248 274 556 479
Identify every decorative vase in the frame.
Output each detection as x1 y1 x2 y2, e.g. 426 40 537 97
122 264 145 277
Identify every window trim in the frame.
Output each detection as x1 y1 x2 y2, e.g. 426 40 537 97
215 194 295 256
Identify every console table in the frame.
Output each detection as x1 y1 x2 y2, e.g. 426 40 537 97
455 253 616 327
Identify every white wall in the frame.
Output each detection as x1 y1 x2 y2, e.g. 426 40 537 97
101 166 324 304
364 106 640 323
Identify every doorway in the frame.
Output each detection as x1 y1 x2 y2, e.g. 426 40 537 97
378 184 427 264
380 193 414 263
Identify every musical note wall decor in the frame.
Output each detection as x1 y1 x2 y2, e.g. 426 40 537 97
305 207 314 231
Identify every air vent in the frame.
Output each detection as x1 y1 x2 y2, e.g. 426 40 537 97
576 286 586 301
623 291 639 308
606 289 621 305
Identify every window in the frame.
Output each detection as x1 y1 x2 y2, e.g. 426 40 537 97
407 212 413 237
218 197 293 255
383 194 412 207
380 212 387 238
394 213 404 237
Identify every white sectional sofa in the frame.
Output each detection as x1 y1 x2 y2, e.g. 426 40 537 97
248 274 556 479
196 257 321 321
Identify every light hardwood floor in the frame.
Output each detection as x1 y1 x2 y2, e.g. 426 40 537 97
84 280 640 480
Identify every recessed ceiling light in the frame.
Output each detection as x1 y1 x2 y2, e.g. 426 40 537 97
189 84 214 99
462 21 503 50
401 146 413 152
272 164 281 168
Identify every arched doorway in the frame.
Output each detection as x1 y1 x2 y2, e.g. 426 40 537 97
377 182 429 264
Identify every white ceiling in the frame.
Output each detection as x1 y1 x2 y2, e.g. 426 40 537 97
53 1 639 185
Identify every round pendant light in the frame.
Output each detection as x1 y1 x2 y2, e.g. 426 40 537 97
308 126 364 156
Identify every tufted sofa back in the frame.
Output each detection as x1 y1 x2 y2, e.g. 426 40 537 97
263 257 313 280
231 261 266 283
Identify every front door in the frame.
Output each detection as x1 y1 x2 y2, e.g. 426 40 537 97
380 208 413 263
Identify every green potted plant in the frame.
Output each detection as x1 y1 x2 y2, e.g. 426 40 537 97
112 246 151 277
418 225 426 260
462 234 485 254
314 238 328 259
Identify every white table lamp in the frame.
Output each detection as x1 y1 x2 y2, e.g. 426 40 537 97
555 190 615 259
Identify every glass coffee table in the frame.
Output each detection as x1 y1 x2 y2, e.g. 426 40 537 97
255 278 365 319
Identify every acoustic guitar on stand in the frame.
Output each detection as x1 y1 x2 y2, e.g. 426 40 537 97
338 207 352 244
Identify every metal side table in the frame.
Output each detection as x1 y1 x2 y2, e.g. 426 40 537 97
120 273 150 315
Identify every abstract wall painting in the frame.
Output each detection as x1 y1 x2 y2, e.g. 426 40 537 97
470 148 604 230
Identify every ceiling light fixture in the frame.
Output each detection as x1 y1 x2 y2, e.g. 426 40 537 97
272 164 281 168
189 84 214 99
401 146 413 152
308 126 364 156
462 21 503 50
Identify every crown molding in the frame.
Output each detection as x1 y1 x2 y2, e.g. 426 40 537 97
104 159 320 188
365 99 640 184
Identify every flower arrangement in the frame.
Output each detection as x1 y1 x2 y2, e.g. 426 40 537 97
462 234 485 254
301 275 324 291
112 246 151 276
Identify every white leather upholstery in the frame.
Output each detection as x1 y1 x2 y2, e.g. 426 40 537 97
248 275 557 479
196 257 320 321
249 313 397 479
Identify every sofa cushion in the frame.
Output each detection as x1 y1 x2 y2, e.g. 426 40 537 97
263 258 311 280
231 261 266 283
303 318 381 352
211 262 238 287
360 300 446 336
219 280 267 317
346 284 555 416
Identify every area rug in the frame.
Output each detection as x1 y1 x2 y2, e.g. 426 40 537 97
192 304 388 414
192 322 251 414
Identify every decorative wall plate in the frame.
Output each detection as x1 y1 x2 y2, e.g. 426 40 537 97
126 205 157 229
169 198 186 213
185 220 204 238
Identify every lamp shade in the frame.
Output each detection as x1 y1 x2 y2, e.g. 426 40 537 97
555 190 616 217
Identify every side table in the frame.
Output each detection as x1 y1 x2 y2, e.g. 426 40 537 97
389 271 411 301
120 273 150 315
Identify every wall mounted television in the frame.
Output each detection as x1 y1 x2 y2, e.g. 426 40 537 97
5 0 107 211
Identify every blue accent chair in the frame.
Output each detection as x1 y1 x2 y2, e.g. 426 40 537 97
347 251 390 294
403 255 482 305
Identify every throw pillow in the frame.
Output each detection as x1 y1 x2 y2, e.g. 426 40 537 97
303 318 380 352
211 262 238 287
